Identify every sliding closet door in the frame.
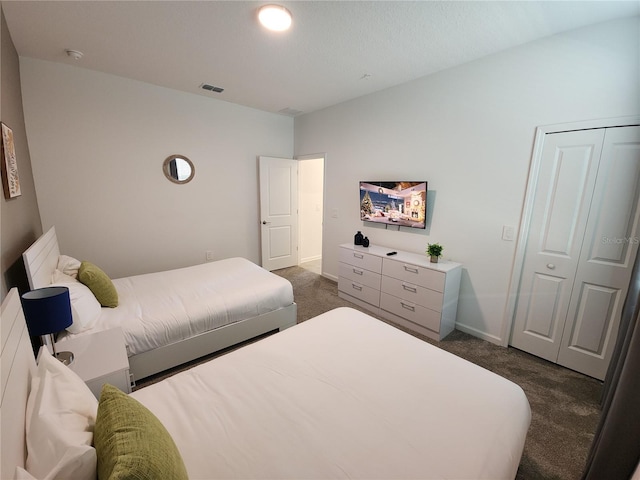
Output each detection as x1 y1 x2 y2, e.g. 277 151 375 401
511 126 640 380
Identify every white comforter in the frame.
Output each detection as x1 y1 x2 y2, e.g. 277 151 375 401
69 258 293 356
132 307 531 479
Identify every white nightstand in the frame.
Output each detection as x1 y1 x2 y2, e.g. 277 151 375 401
55 327 132 399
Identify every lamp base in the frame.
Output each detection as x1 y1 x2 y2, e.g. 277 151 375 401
55 351 74 366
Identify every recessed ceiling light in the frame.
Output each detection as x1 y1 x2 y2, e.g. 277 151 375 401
258 4 292 32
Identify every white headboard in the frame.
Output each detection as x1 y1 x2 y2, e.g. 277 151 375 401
22 226 59 290
1 288 37 479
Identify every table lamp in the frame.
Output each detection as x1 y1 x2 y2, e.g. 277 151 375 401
21 286 74 365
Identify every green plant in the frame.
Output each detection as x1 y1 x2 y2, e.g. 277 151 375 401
426 243 444 258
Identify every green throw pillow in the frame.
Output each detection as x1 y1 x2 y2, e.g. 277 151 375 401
78 261 118 307
94 384 189 480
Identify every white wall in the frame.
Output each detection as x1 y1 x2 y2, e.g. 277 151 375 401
20 58 293 278
294 16 640 344
298 157 324 263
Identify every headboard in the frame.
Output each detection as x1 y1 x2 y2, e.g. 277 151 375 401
23 226 59 290
1 288 37 479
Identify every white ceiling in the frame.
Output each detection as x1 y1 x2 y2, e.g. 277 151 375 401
3 1 639 116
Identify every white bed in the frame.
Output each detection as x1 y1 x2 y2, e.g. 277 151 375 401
2 289 531 480
22 226 296 380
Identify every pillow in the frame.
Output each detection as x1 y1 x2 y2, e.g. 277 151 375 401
78 262 118 308
94 384 189 480
50 273 101 334
25 350 98 480
57 255 82 278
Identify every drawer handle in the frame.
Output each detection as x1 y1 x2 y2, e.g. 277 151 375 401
353 268 364 276
400 302 416 312
353 253 364 259
351 283 363 291
402 283 417 293
403 265 418 274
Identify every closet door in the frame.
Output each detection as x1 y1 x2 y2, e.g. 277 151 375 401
557 126 640 380
510 129 604 363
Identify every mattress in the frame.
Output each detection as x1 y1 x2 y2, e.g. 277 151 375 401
63 257 293 356
132 307 531 479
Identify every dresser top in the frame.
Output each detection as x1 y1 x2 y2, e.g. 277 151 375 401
340 243 462 272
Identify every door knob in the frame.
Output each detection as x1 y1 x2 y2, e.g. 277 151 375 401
262 221 271 225
546 263 555 269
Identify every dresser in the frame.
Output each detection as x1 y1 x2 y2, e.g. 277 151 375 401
338 243 462 341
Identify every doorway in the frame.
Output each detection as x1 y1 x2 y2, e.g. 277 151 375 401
508 121 640 380
297 155 325 275
258 154 325 273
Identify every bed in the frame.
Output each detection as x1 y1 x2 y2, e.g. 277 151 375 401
22 226 296 380
2 288 531 480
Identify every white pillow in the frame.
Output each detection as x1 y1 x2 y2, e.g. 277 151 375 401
25 351 98 480
57 255 81 278
50 271 101 334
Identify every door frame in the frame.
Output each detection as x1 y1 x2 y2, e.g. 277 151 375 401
502 115 640 347
295 153 327 273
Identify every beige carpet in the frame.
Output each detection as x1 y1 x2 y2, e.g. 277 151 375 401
137 264 603 480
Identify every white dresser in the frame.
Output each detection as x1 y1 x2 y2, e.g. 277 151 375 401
338 243 462 341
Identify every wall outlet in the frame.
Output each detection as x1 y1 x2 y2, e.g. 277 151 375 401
205 251 214 262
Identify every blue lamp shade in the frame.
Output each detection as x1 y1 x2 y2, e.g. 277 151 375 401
21 286 73 336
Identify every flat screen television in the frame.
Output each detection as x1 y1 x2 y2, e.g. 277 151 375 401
359 181 427 229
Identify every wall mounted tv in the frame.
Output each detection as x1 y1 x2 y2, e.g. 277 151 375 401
360 181 427 229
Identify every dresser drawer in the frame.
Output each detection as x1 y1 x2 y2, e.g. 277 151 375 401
339 247 383 274
380 292 441 333
381 276 443 312
382 258 445 292
338 277 381 307
339 262 381 290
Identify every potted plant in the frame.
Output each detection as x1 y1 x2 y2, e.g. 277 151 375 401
426 243 443 263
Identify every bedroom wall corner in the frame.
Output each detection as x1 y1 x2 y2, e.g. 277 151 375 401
19 59 293 278
294 15 640 344
0 6 42 302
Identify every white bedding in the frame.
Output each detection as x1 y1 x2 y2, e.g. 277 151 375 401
62 257 293 356
132 307 531 479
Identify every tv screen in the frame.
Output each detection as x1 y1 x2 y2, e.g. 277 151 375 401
359 181 427 229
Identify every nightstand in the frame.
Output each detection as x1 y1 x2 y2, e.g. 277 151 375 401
56 327 132 399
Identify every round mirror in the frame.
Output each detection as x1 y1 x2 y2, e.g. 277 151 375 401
163 155 195 184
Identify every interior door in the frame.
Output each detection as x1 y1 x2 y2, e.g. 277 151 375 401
510 129 605 363
557 126 640 379
258 156 298 271
511 126 640 380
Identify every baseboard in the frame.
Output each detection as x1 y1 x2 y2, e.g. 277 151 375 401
323 272 338 282
300 254 322 263
455 322 503 346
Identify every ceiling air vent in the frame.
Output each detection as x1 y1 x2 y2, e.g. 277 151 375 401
200 84 224 93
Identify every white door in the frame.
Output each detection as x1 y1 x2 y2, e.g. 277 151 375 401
557 126 640 379
511 126 640 380
259 156 298 271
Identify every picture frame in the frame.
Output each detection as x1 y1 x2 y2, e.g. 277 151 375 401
1 122 21 199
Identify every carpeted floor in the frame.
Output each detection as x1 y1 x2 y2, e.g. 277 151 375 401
137 264 603 479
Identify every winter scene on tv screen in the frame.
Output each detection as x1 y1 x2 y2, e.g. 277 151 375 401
359 181 427 229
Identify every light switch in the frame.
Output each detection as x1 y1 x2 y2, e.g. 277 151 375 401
502 225 515 241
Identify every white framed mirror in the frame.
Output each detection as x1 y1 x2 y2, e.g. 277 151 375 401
163 155 195 184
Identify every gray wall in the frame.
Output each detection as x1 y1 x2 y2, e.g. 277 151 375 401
19 58 294 279
0 6 42 301
294 16 640 344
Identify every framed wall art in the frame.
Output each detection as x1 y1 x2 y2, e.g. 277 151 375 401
1 122 21 199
